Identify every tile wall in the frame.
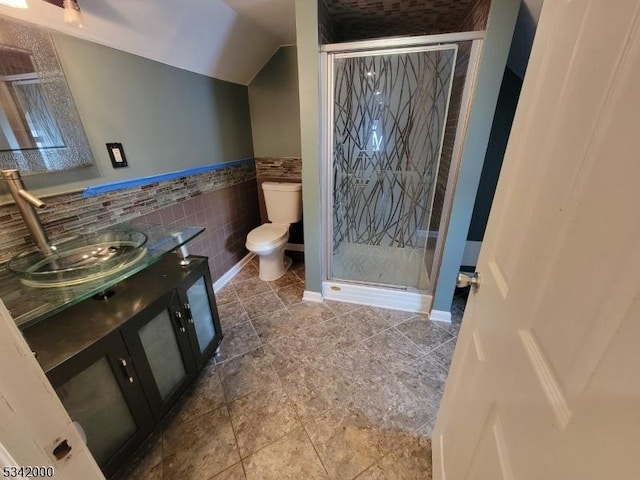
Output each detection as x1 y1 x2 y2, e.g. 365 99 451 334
0 162 261 282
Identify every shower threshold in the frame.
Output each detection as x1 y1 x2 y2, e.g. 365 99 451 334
331 242 428 289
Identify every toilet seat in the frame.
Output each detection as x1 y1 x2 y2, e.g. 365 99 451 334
246 223 288 250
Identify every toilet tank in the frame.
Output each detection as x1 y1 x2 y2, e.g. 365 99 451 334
262 182 302 223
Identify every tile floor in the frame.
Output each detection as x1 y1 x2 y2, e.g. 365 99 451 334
116 258 461 480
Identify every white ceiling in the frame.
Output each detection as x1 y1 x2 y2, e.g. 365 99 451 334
0 0 289 85
0 0 541 85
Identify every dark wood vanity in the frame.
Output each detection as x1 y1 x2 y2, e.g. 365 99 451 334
21 254 222 477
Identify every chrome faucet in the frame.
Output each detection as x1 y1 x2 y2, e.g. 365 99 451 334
1 169 54 256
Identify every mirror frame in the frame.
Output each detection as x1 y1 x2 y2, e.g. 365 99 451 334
0 16 94 173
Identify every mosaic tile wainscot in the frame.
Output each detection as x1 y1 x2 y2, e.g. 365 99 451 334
0 161 261 282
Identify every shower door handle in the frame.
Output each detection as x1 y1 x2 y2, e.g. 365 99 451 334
457 272 480 292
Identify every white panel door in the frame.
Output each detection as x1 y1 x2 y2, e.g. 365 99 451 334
434 1 640 479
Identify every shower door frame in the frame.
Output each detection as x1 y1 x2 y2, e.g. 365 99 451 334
321 32 484 313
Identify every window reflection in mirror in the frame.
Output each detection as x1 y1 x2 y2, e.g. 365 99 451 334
0 16 93 173
0 46 65 151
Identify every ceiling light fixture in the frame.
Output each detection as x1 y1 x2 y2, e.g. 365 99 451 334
63 0 86 28
0 0 28 8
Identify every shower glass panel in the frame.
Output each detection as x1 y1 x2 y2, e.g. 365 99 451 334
331 46 457 289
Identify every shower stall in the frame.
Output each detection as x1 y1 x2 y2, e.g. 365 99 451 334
321 33 483 312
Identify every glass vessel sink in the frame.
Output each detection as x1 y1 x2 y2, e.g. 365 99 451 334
8 230 148 288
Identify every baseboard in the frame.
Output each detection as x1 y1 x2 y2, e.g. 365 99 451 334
302 290 323 303
213 253 255 292
285 243 304 252
322 281 432 314
430 309 452 323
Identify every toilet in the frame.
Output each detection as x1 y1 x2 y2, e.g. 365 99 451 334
246 182 302 281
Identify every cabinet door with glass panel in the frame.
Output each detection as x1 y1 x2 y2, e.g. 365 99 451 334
121 289 198 420
177 258 223 370
48 333 154 478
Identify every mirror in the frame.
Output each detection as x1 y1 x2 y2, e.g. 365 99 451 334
0 16 93 173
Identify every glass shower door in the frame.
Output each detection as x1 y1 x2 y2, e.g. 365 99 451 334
331 45 457 289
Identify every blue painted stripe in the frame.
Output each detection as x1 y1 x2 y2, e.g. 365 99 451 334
82 158 254 197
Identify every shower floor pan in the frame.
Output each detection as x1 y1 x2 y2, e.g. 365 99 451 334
332 243 428 289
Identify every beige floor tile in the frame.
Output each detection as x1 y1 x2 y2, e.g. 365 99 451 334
232 276 272 298
340 307 391 342
215 285 240 306
218 348 280 402
251 308 303 344
268 269 301 289
279 365 343 424
360 432 432 480
231 263 260 284
325 300 362 316
218 301 250 331
305 407 390 480
362 329 424 372
241 291 285 319
113 429 162 480
395 316 454 353
275 281 305 306
228 382 302 458
162 406 239 479
176 364 226 421
212 462 246 480
367 307 417 326
428 338 457 370
243 428 329 480
215 321 262 363
287 301 335 325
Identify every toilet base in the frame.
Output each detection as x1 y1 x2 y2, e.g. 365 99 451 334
257 250 292 281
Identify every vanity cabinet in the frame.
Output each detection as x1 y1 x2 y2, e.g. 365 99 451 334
48 332 155 476
23 255 222 478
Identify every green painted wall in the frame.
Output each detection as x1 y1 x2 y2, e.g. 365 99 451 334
249 46 301 157
432 0 520 312
7 33 254 199
295 0 322 293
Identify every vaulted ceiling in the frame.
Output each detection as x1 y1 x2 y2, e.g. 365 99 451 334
0 0 542 85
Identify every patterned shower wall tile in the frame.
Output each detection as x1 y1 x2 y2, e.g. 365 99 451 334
322 0 484 43
255 157 302 179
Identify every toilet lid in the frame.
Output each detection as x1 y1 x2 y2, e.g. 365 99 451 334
247 223 288 246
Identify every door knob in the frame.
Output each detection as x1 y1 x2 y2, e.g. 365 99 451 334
457 272 480 292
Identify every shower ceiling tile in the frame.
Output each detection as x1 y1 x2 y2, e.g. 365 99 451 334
324 0 477 41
